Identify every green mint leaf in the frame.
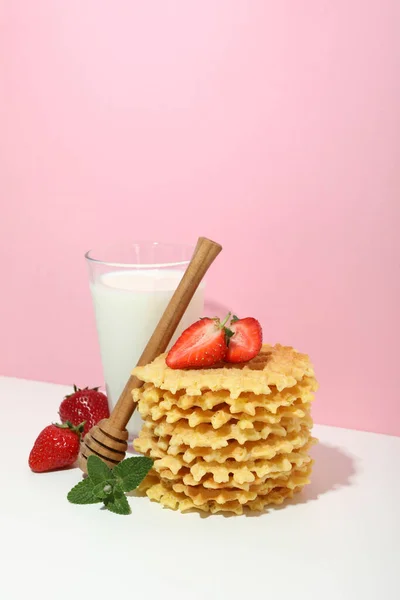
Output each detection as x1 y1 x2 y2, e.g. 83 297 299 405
86 455 114 485
92 480 115 500
67 478 102 505
104 487 131 515
113 456 154 492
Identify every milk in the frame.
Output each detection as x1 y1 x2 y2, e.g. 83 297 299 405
90 269 204 439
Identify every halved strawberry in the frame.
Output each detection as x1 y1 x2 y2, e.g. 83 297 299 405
166 317 228 369
225 316 263 363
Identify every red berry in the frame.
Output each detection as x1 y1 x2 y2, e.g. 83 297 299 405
225 317 263 363
28 422 84 473
166 317 228 369
59 386 110 437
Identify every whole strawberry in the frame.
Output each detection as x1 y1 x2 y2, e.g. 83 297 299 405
29 421 84 473
59 385 110 437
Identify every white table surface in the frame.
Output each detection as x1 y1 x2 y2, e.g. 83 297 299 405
1 376 399 600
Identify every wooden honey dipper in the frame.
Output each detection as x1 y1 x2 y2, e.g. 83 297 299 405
78 236 222 473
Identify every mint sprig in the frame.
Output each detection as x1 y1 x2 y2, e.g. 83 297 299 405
68 477 103 504
67 455 153 515
113 456 154 492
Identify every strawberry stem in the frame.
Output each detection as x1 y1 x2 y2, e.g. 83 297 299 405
220 312 232 328
65 385 100 399
55 421 86 439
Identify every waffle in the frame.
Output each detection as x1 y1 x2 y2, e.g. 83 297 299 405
134 425 313 463
141 478 305 515
182 462 312 491
172 462 312 504
133 344 316 398
146 418 311 450
132 344 317 514
135 388 313 427
154 443 314 484
133 377 317 416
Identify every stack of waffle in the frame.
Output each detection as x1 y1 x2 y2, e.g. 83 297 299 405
133 344 318 515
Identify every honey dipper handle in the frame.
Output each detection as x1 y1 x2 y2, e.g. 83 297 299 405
108 237 222 430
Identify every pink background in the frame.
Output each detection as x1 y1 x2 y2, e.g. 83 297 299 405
1 1 399 435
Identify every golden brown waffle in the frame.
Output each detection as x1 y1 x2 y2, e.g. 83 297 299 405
145 418 311 450
133 377 317 416
155 445 314 485
181 463 312 491
135 389 313 428
172 463 312 504
133 344 316 398
134 425 313 463
140 475 307 515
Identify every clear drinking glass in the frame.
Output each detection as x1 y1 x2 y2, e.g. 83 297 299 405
85 242 205 439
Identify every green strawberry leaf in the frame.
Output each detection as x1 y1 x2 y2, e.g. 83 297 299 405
104 486 131 515
113 456 154 492
86 455 114 485
67 477 102 504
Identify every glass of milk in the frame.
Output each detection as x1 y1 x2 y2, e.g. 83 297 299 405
85 242 204 440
